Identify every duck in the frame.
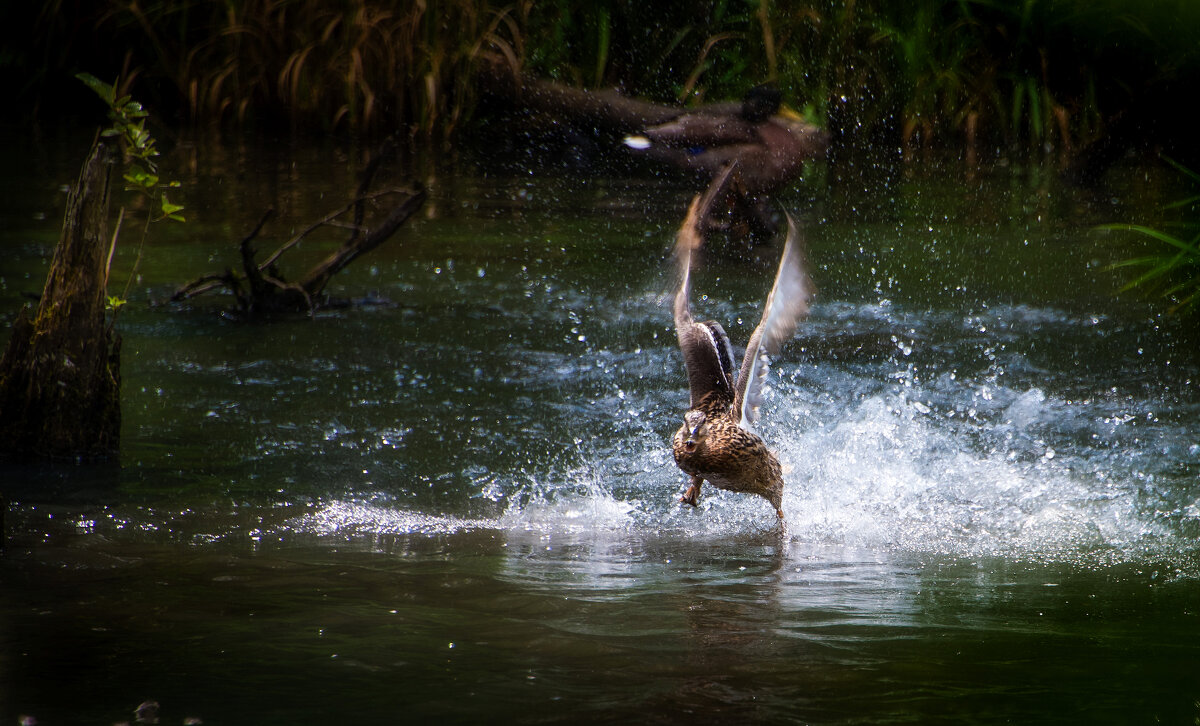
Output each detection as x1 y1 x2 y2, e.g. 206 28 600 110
669 164 814 519
625 85 829 237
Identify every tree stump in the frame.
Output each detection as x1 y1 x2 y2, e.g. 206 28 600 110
0 135 121 462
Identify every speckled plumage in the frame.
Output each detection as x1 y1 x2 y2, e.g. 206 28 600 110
670 174 813 519
672 391 785 515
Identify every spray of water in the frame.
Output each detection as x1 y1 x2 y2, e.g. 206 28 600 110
290 300 1200 574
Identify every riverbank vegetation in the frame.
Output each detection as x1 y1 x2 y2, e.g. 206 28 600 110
7 0 1198 168
1104 159 1200 316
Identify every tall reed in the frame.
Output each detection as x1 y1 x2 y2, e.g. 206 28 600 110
14 0 1198 160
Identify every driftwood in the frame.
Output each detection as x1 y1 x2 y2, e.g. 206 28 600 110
172 141 426 315
0 134 121 462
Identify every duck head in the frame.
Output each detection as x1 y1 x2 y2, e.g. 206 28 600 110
741 84 782 122
681 410 708 452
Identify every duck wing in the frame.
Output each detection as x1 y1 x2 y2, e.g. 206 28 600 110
674 165 737 408
636 114 759 150
734 211 814 429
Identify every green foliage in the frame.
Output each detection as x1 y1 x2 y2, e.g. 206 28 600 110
77 73 185 322
1104 159 1200 315
77 72 185 223
11 1 1197 157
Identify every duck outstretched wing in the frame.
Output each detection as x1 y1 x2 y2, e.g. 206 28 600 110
632 113 759 150
674 165 737 408
735 211 814 429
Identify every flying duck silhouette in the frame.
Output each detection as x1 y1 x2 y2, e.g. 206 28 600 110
669 166 814 519
625 85 829 237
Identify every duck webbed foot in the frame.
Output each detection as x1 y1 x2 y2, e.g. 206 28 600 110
680 476 704 507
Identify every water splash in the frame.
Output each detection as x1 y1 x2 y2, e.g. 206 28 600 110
285 298 1200 574
773 390 1181 561
293 500 494 537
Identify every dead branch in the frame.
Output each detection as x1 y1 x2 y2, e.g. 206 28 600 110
259 188 402 270
298 187 426 295
170 137 425 315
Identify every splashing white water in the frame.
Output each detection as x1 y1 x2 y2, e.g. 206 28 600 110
290 299 1200 572
291 380 1197 570
773 390 1173 559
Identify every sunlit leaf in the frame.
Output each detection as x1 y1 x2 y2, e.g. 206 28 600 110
76 72 115 105
160 194 184 216
124 169 159 190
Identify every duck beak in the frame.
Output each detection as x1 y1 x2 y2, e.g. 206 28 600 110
778 105 805 121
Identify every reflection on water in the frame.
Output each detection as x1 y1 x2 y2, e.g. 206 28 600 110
2 133 1200 723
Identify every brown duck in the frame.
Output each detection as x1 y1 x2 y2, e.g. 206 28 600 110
625 85 827 197
670 175 814 519
624 85 829 237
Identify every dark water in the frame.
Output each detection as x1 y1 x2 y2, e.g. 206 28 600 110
2 130 1199 724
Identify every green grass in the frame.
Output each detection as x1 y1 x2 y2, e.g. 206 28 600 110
1104 159 1200 315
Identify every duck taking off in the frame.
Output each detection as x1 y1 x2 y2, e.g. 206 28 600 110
623 85 829 239
670 167 814 519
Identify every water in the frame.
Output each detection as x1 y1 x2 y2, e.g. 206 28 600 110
2 130 1199 724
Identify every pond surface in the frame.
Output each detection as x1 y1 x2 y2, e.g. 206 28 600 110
2 128 1199 724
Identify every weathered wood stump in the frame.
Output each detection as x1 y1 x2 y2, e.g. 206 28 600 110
0 135 121 462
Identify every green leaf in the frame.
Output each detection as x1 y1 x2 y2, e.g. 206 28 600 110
130 125 151 149
1161 277 1200 299
124 168 159 190
76 72 115 105
160 193 186 223
121 99 148 119
160 194 184 217
1162 156 1200 185
1162 194 1200 211
1099 223 1197 253
1171 288 1200 314
1107 255 1169 270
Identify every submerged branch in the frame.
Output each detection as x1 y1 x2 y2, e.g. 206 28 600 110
171 184 425 316
299 187 427 295
259 188 400 270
